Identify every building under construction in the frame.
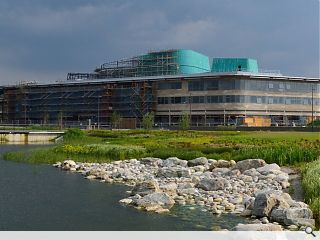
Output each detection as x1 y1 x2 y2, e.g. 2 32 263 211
0 49 319 128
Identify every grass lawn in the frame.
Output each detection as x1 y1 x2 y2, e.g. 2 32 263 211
4 129 319 166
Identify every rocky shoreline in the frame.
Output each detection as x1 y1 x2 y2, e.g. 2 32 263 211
53 157 315 231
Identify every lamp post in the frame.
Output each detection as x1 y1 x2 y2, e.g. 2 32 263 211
97 96 101 129
189 93 192 126
311 84 314 132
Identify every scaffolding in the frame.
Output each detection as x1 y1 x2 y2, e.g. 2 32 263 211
67 50 180 80
0 80 156 127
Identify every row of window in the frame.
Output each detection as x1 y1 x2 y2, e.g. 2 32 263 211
185 79 318 92
157 95 320 105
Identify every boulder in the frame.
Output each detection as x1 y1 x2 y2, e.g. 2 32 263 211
62 160 77 170
87 168 106 179
192 165 206 172
275 173 289 182
119 198 133 205
156 168 178 178
235 223 282 231
159 182 177 196
244 197 255 210
53 162 61 168
224 169 241 177
257 163 281 175
176 168 192 178
134 192 175 209
196 177 228 191
157 167 191 178
271 207 314 226
131 180 160 196
240 209 252 217
252 191 279 217
177 188 198 195
188 157 208 166
211 168 230 176
177 182 195 189
140 157 162 166
210 160 235 169
243 168 260 177
161 157 188 167
233 159 266 173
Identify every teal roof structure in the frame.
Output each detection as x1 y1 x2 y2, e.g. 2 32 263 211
211 58 259 73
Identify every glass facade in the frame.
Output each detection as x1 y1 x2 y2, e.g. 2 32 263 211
158 95 320 105
188 79 319 92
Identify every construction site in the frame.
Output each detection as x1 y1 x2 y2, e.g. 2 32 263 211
0 49 319 128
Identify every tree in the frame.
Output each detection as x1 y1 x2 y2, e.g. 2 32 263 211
142 112 154 130
110 112 121 129
57 111 63 129
180 112 190 130
43 112 49 126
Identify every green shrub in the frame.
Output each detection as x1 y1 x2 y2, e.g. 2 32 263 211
179 112 190 130
142 112 154 130
64 128 85 140
302 160 320 226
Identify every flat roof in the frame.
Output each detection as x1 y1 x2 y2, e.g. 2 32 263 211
1 71 319 89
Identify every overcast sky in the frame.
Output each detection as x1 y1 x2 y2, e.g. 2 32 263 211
0 0 319 85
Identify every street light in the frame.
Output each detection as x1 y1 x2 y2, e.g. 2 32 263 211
97 96 101 129
311 84 314 132
189 93 192 126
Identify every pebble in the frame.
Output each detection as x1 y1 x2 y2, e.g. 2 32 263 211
261 217 269 224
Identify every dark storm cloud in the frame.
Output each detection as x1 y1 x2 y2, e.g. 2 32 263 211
0 0 318 84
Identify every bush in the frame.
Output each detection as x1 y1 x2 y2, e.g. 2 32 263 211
64 128 85 140
180 112 190 130
111 112 121 129
142 112 154 130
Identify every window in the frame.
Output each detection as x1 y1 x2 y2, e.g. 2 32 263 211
279 83 284 91
176 97 182 104
257 97 262 104
251 96 257 103
181 96 188 104
188 80 204 91
192 96 200 103
285 98 291 104
268 83 273 89
157 97 169 104
220 80 235 90
158 82 182 90
268 97 274 104
206 81 219 90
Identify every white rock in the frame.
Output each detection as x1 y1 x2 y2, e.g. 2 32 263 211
119 198 133 204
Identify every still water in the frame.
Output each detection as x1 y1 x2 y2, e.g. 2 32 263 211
0 144 248 230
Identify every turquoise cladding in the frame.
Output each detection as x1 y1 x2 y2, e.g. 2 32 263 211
211 58 259 73
176 50 210 74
